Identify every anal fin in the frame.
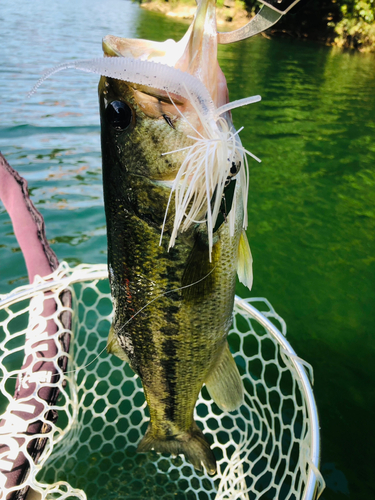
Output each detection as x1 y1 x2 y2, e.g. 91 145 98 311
205 343 244 412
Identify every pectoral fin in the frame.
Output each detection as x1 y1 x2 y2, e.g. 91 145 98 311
237 229 253 290
107 325 130 363
205 343 244 412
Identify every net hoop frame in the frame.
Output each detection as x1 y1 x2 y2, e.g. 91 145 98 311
0 263 322 500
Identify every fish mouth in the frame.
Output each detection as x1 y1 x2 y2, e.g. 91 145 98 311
102 0 225 107
102 35 193 124
100 0 249 257
102 35 180 64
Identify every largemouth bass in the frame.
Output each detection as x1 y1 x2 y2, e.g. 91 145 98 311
30 0 260 476
100 0 257 475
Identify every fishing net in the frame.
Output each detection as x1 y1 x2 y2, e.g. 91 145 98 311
0 262 323 500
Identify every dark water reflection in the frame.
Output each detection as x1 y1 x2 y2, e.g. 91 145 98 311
222 37 375 500
1 1 374 499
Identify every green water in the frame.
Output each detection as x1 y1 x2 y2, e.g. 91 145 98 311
1 1 374 498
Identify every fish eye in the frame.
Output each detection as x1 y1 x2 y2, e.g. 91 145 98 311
106 100 133 131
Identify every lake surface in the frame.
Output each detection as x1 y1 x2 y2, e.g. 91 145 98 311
1 0 375 499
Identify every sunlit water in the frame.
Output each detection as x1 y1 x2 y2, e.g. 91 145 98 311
1 1 375 499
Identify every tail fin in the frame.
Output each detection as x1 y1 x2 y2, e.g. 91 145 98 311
137 422 216 475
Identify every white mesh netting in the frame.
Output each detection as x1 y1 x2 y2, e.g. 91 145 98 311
0 262 324 500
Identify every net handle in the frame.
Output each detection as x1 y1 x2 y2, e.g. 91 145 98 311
0 153 72 500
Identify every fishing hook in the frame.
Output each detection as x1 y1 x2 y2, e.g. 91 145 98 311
217 1 302 44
